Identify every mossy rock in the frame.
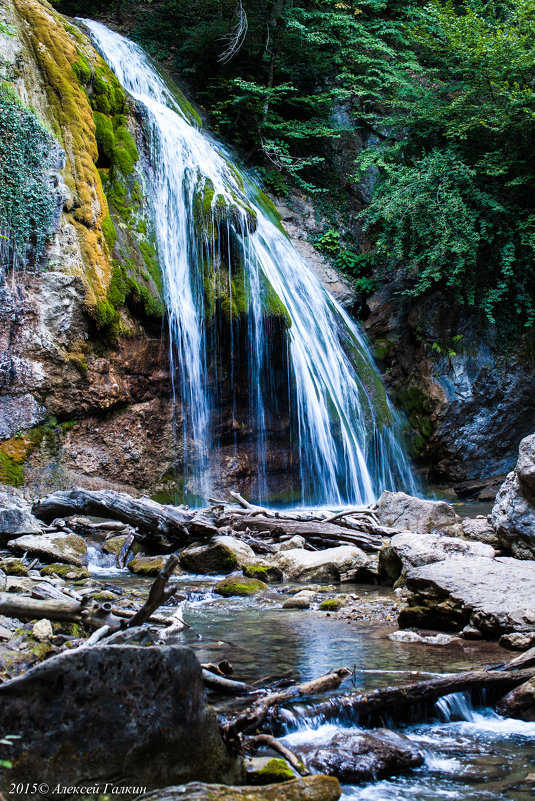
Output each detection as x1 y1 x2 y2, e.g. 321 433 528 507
0 559 28 577
215 574 268 597
243 564 283 583
179 542 239 575
319 597 345 611
245 757 297 786
127 554 166 576
40 564 90 580
102 535 143 557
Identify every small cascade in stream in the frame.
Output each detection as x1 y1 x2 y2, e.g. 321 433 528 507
84 20 417 506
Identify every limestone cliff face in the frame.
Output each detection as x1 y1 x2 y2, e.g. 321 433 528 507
0 0 174 495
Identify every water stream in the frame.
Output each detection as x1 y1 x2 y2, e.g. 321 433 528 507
83 20 416 507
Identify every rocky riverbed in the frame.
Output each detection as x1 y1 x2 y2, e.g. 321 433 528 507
1 440 535 799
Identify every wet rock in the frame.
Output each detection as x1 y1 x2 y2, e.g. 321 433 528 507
375 491 460 533
31 619 53 642
268 546 368 583
499 631 535 651
282 597 310 610
0 489 42 544
127 554 166 576
379 532 495 584
497 677 535 721
180 536 256 574
242 564 283 583
400 555 535 636
295 729 423 783
7 530 86 566
40 563 90 580
215 573 268 597
388 630 459 645
461 517 499 546
492 435 535 559
0 645 241 793
136 776 341 801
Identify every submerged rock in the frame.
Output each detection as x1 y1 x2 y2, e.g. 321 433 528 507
215 573 268 597
268 546 368 583
375 491 460 533
136 777 341 801
492 434 535 559
0 645 241 794
497 677 535 721
295 729 423 783
7 530 86 566
180 536 256 574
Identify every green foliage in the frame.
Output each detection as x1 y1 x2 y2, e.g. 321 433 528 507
0 86 60 268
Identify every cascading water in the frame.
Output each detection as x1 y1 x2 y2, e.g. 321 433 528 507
84 20 417 506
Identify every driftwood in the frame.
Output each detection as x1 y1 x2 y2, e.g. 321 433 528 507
231 515 383 551
124 554 180 628
32 489 218 544
223 668 351 738
202 669 252 695
0 593 124 631
285 667 535 727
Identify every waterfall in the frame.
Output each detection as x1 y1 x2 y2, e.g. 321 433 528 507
83 20 417 506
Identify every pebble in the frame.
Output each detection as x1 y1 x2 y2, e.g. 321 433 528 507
32 619 54 642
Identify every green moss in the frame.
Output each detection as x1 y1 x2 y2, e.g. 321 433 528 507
252 759 295 785
214 575 268 597
0 560 28 577
101 213 117 250
61 534 87 556
40 564 90 579
242 565 269 582
71 54 91 84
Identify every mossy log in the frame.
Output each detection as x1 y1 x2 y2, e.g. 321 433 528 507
32 489 218 544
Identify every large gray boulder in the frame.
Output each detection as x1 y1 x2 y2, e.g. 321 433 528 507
267 546 369 583
375 491 460 533
492 434 535 559
0 645 240 795
0 488 42 544
400 555 535 636
7 530 86 566
180 536 256 574
379 532 495 584
294 729 423 783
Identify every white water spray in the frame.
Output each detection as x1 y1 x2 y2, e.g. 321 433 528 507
84 20 416 505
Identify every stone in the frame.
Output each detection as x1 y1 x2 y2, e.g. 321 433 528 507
127 554 166 576
319 598 345 611
242 564 283 583
31 619 53 642
215 573 268 597
180 536 256 574
0 645 241 793
492 436 535 559
497 677 535 721
268 546 369 583
379 531 495 584
244 757 297 785
0 489 42 544
461 517 499 546
136 776 341 801
400 555 535 636
279 535 306 551
282 597 310 610
388 630 458 645
499 631 535 651
40 563 90 580
7 530 86 566
375 491 460 533
0 558 28 577
294 729 423 783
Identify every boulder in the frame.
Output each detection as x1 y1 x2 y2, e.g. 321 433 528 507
375 491 460 533
499 631 535 651
497 677 535 721
279 536 306 551
215 573 268 597
180 536 256 574
379 532 495 584
399 555 535 636
294 729 423 783
242 564 283 583
282 597 310 610
0 645 241 794
267 546 368 583
136 777 341 801
492 436 535 559
40 563 90 580
0 488 42 544
0 558 28 577
461 517 499 546
244 757 297 785
127 554 167 576
7 531 86 566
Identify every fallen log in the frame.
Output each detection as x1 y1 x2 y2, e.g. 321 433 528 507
223 667 351 738
32 489 218 544
202 669 252 695
0 593 124 631
231 515 382 551
284 667 535 727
